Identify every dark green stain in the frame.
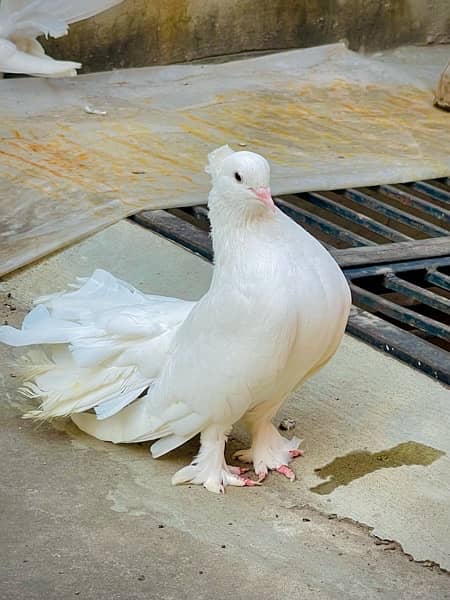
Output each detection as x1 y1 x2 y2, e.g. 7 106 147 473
310 441 445 495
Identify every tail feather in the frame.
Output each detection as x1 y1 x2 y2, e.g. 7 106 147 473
0 304 91 347
150 434 197 458
0 269 192 425
21 358 151 420
71 395 165 443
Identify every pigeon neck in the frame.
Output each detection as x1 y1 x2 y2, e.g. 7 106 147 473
208 191 277 269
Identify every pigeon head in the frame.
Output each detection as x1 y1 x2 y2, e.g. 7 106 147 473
206 145 274 215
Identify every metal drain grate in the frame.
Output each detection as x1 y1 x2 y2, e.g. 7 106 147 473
131 178 450 384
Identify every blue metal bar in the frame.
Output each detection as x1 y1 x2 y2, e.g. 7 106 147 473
383 273 450 313
345 188 449 237
425 269 450 291
411 181 450 204
344 256 450 280
275 197 375 248
350 284 450 342
302 192 411 242
378 185 450 225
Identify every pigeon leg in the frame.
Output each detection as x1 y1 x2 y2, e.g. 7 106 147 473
172 425 259 493
234 421 303 481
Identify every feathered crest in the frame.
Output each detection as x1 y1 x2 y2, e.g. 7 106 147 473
205 145 235 180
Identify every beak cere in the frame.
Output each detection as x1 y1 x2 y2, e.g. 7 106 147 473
252 187 275 211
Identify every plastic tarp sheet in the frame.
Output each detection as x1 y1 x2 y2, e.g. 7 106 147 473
0 43 449 276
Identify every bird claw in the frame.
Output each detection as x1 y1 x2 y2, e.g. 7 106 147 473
257 471 268 483
289 449 304 458
240 476 261 487
232 441 303 483
276 464 296 481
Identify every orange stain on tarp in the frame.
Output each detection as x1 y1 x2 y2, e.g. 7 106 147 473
1 82 449 204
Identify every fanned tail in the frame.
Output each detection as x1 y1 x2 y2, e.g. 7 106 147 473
19 349 150 421
0 269 193 423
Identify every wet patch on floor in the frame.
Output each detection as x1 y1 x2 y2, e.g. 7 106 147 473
310 441 445 495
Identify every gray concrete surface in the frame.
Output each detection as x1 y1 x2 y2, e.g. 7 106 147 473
1 220 449 599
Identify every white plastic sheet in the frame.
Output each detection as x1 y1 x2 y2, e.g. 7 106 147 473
0 43 449 275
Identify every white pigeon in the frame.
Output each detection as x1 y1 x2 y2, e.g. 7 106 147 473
0 0 122 77
0 146 351 493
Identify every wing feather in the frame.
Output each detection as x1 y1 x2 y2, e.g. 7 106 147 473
0 1 122 39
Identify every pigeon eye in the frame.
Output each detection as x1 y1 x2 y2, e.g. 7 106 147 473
234 172 242 183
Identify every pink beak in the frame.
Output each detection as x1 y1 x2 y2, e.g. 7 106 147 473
252 187 275 212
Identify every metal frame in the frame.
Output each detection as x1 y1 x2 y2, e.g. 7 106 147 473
131 178 450 384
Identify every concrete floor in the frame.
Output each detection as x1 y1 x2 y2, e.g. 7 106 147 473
1 220 449 599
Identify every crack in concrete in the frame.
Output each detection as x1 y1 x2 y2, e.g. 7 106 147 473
285 502 450 575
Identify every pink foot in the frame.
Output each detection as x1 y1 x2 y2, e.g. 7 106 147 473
210 472 259 494
289 449 305 458
276 464 296 481
229 465 250 475
257 470 268 483
240 477 261 487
